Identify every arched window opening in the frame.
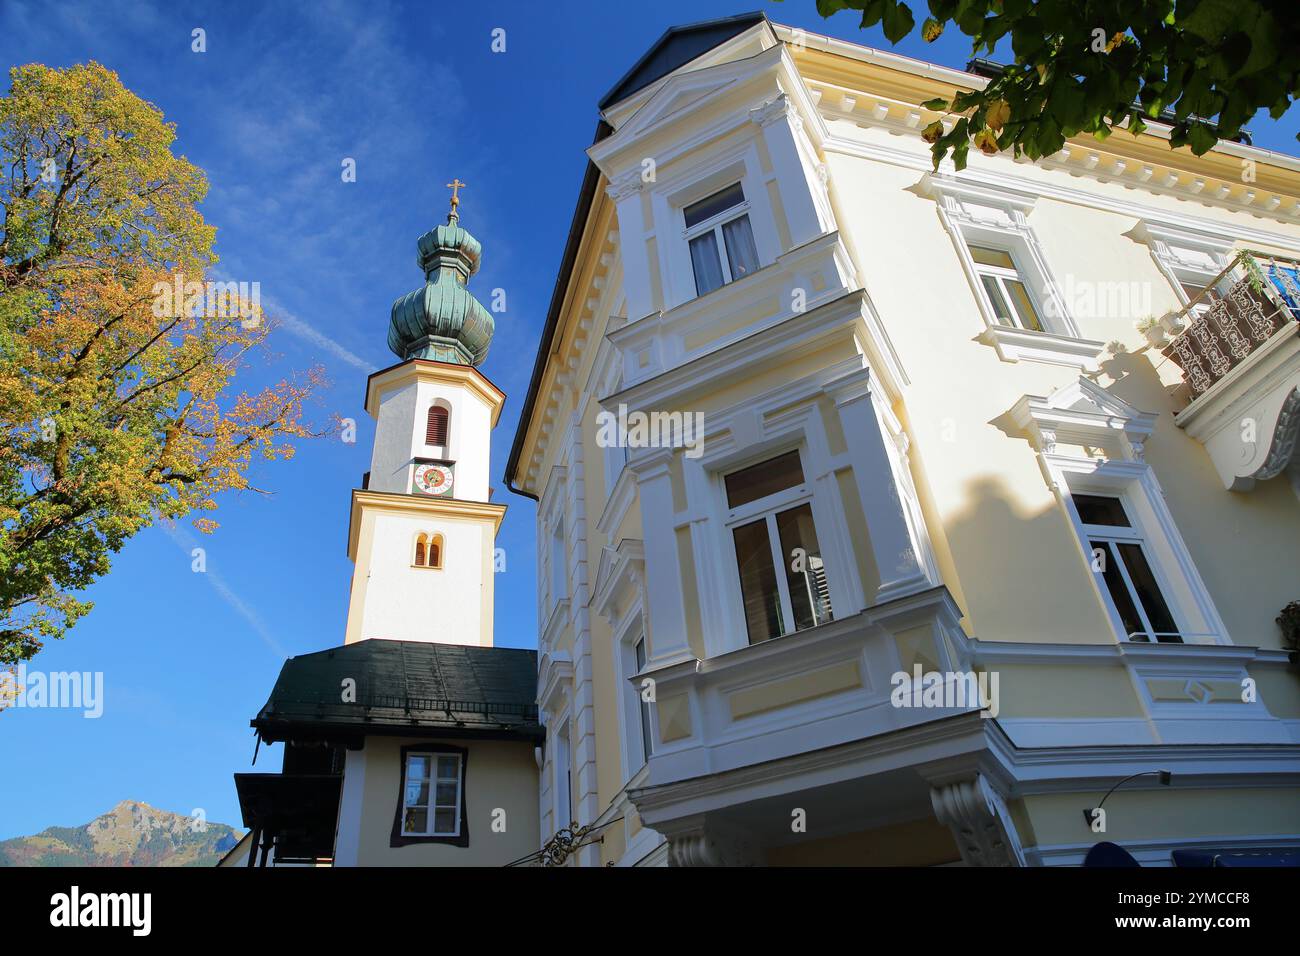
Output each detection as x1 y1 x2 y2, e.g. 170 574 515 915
426 405 449 446
428 534 443 569
414 533 427 567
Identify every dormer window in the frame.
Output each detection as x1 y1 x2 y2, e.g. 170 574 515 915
426 405 449 446
685 183 759 296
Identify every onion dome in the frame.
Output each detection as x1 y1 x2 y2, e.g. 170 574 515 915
388 182 494 366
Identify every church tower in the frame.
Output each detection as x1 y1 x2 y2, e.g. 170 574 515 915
343 183 505 648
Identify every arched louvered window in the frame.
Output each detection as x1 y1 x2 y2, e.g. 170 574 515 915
426 405 449 446
413 532 443 569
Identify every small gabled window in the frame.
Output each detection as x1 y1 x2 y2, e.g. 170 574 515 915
426 405 449 446
684 183 760 297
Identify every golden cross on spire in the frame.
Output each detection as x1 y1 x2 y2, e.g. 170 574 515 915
446 178 466 217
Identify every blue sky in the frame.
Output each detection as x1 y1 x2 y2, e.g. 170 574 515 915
1 0 1297 840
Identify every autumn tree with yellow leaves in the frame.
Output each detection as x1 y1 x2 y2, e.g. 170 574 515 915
0 62 323 663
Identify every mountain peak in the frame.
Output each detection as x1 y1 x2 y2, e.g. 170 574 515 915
1 802 242 867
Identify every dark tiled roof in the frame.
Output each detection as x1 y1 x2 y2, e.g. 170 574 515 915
598 12 769 110
253 640 540 742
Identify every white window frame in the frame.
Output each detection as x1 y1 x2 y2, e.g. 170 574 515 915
613 605 653 784
682 183 758 296
968 243 1045 332
1068 491 1185 643
653 148 780 310
400 751 463 838
553 717 574 832
1013 376 1229 645
720 447 833 644
1054 458 1226 645
927 174 1103 367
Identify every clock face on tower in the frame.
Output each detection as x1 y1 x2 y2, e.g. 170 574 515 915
413 461 454 497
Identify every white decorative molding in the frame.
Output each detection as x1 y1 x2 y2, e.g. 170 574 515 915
1011 376 1156 463
929 774 1026 867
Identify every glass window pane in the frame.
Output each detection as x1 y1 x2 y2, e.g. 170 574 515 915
1090 540 1147 639
684 183 745 228
722 215 760 281
406 755 429 780
433 808 456 835
969 245 1016 269
980 275 1014 325
405 781 429 807
436 756 459 780
1116 543 1180 641
1073 494 1131 527
1004 278 1043 332
403 808 428 834
633 636 652 762
776 504 833 631
435 781 458 807
732 518 784 643
724 451 804 509
690 231 725 296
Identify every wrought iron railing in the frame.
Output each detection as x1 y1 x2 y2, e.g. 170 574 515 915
1160 250 1300 400
266 694 538 726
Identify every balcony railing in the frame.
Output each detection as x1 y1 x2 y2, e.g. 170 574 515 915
1160 251 1300 400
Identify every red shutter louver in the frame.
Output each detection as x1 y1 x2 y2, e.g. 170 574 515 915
415 538 426 566
425 406 449 446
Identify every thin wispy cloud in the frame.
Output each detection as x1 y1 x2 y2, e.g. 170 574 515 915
160 522 288 660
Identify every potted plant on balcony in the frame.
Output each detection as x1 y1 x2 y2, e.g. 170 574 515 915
1277 600 1300 672
1135 315 1168 348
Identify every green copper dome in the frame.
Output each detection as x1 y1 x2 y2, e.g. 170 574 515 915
388 201 494 366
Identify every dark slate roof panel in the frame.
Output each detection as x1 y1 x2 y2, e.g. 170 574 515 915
598 12 769 110
253 639 539 740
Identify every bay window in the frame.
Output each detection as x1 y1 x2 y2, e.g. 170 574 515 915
724 450 833 644
685 183 760 296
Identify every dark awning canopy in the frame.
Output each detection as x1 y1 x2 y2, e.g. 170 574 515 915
234 773 342 864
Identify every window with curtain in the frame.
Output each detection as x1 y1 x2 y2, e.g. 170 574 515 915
684 182 760 297
724 450 833 644
425 405 449 446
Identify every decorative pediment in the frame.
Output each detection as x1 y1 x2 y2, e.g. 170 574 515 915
592 538 646 622
1011 376 1156 460
538 650 574 716
593 45 784 163
919 173 1038 232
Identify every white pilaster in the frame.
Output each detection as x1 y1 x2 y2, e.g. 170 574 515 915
332 746 367 867
749 94 828 248
631 447 696 667
826 365 933 603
